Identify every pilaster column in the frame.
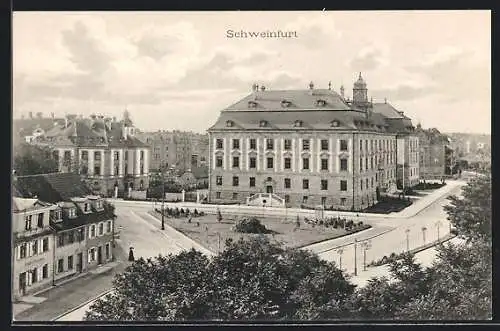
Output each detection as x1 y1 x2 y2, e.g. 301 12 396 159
100 149 105 176
119 150 124 176
89 150 94 175
135 149 140 176
110 149 115 176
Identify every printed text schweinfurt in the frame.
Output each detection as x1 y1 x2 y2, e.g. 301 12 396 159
226 30 298 39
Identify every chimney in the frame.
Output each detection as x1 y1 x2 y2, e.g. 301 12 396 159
260 85 266 91
29 111 33 119
340 85 345 99
328 81 332 90
384 98 387 104
51 112 54 119
309 81 314 90
252 83 258 92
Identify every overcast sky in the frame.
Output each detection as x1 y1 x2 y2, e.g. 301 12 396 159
13 11 490 134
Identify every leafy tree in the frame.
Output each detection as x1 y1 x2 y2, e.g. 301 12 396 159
13 143 58 176
84 237 353 321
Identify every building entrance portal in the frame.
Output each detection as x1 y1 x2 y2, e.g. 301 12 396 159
266 185 273 194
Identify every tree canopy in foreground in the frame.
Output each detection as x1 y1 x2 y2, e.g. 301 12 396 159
85 173 491 321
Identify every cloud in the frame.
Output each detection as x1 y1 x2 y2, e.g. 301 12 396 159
373 84 435 101
283 15 342 49
350 48 383 71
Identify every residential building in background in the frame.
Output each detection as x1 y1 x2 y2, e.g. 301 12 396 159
24 111 151 198
13 173 116 299
415 125 451 179
208 75 418 211
136 130 209 173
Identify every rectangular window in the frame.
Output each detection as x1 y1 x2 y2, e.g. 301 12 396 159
321 159 328 171
303 196 308 204
67 231 75 244
340 140 348 151
361 180 363 190
216 192 221 199
321 197 327 206
302 158 309 170
371 157 374 169
340 159 348 171
216 156 223 168
25 215 32 231
32 240 38 255
58 259 64 273
321 179 328 190
232 176 239 187
216 139 223 149
284 178 291 189
249 177 256 187
94 165 101 175
285 195 290 204
81 151 88 160
340 180 347 191
321 139 329 151
37 213 44 228
249 139 257 150
360 158 363 172
284 157 291 169
371 177 374 188
365 157 369 170
232 139 240 150
232 156 239 168
89 248 96 262
341 198 346 206
90 225 96 238
303 179 309 190
99 223 104 236
31 268 38 284
105 243 110 259
266 139 274 150
249 157 256 169
42 238 49 252
216 176 223 186
360 140 363 151
68 255 74 270
302 139 310 150
42 264 48 279
94 151 101 161
57 234 64 247
284 139 292 150
232 192 238 200
365 140 368 151
78 228 85 242
106 221 112 233
84 203 89 212
20 243 27 259
114 151 119 161
267 157 274 169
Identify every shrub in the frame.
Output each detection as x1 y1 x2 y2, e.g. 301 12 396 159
234 217 271 234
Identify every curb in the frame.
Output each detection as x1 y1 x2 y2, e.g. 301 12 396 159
51 289 114 321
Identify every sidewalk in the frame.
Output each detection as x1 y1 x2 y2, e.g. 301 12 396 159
13 243 128 322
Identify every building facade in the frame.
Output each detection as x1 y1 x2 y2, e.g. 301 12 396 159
136 130 209 173
416 125 450 179
12 198 58 301
207 75 415 211
13 173 116 300
31 112 150 197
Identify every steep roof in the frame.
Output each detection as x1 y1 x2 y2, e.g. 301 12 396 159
12 197 53 213
372 102 406 119
225 89 351 111
13 118 65 138
13 173 92 203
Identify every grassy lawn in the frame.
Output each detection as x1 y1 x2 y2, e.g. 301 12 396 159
149 211 370 252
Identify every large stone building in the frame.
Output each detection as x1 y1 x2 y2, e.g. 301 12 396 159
12 173 116 301
29 111 151 197
207 74 419 211
136 130 209 173
415 125 452 179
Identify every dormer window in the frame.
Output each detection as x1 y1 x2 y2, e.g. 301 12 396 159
294 120 303 127
259 120 268 127
331 120 339 127
226 120 234 127
281 100 291 108
68 208 77 218
96 200 103 210
248 101 258 108
316 99 327 107
84 203 89 212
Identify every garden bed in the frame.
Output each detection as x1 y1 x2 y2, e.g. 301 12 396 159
148 211 371 252
362 196 413 214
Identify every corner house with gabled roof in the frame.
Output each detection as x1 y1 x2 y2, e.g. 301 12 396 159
208 74 419 211
31 111 151 198
13 173 116 298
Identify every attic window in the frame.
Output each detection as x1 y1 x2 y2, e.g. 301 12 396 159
248 101 258 108
259 120 268 127
281 100 291 108
331 120 339 127
68 208 77 218
294 120 303 127
226 120 234 127
316 99 327 107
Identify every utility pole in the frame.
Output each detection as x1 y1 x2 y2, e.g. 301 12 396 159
337 248 344 271
354 238 358 276
436 220 442 242
361 240 372 271
422 226 427 245
217 232 221 254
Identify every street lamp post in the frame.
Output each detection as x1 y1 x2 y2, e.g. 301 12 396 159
422 226 427 245
436 220 442 242
354 238 358 276
361 240 372 271
405 228 410 252
337 248 344 271
217 232 221 254
161 169 165 230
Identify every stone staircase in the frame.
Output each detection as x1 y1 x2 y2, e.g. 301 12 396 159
246 193 286 207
